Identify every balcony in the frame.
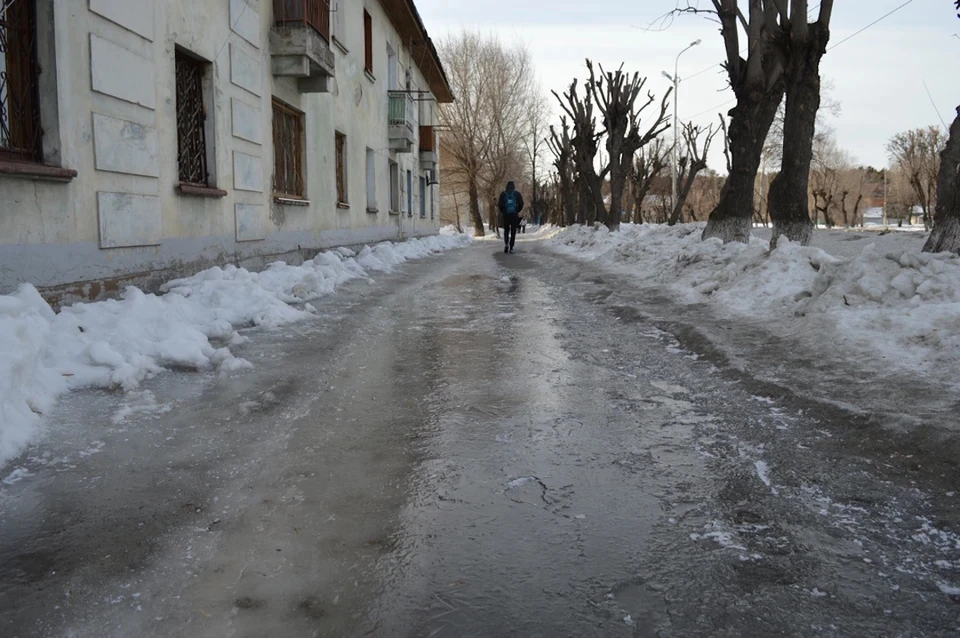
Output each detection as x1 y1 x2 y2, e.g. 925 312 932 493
270 0 335 93
419 125 438 169
388 91 416 152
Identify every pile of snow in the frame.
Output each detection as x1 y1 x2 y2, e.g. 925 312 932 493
550 223 960 380
0 234 470 465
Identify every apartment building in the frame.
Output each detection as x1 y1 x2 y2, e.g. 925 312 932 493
0 0 452 303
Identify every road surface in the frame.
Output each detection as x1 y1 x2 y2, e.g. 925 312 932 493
2 234 959 637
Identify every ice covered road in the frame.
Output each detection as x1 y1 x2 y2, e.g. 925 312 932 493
2 236 959 637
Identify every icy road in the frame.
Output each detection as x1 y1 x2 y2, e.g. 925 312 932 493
2 236 959 637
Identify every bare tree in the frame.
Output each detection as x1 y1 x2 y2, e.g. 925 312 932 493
629 138 670 223
687 170 725 222
548 117 577 226
554 77 604 226
523 90 551 225
669 123 719 225
809 131 845 228
438 32 537 237
587 62 671 230
675 1 786 243
887 126 946 230
762 79 841 170
838 167 867 227
767 0 835 247
555 61 671 230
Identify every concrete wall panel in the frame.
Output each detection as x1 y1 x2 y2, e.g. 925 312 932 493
92 112 160 177
90 0 155 41
98 192 162 248
90 34 156 108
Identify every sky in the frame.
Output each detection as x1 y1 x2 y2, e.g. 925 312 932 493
415 0 960 173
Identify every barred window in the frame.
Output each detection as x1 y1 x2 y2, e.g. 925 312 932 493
0 0 42 162
175 51 208 185
273 98 304 199
335 131 347 204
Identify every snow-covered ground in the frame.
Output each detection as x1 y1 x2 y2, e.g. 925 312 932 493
548 223 959 391
0 234 470 465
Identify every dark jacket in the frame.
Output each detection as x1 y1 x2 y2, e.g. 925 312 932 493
497 183 525 217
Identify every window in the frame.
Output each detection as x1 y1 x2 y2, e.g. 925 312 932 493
363 10 373 74
389 159 399 212
175 51 209 185
273 98 304 198
335 131 347 205
0 0 42 162
365 148 376 211
386 43 398 90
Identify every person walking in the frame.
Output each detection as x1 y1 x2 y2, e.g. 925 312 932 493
498 181 525 253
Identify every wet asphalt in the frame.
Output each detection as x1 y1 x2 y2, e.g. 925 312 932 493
1 234 959 637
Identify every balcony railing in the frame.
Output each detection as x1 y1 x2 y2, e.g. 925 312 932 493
419 126 436 153
388 91 416 131
274 0 330 43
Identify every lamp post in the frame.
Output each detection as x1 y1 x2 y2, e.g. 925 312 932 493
662 39 701 213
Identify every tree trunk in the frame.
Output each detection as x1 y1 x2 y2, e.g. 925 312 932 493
852 192 863 227
768 23 828 248
564 176 576 227
923 106 960 253
468 174 485 236
608 171 624 231
578 180 592 225
669 161 704 226
702 90 783 243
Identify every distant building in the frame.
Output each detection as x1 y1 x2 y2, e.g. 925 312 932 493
0 0 452 304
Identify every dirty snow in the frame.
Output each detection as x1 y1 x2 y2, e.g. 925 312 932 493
549 223 960 387
0 234 470 465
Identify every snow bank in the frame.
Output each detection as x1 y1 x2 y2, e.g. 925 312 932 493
0 234 470 465
550 223 960 380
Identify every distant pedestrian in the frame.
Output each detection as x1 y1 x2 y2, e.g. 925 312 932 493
498 181 525 254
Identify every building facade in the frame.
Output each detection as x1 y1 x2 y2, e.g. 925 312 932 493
0 0 451 303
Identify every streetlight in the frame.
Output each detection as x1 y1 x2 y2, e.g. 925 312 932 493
662 39 701 213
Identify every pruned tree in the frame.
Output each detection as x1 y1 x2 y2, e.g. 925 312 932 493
555 60 671 230
554 77 604 226
669 122 719 225
766 0 835 247
923 106 960 253
762 79 841 171
587 62 671 230
927 3 960 251
673 1 787 243
887 126 946 231
628 138 670 223
548 117 577 227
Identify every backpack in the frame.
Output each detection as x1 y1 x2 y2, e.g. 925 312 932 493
505 191 518 215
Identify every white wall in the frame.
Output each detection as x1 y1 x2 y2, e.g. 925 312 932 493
0 0 443 300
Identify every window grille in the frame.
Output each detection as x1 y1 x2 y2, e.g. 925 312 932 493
175 52 208 185
0 0 42 161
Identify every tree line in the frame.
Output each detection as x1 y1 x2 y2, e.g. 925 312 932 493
437 0 960 255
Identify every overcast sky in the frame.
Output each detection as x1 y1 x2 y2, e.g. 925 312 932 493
417 0 960 172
